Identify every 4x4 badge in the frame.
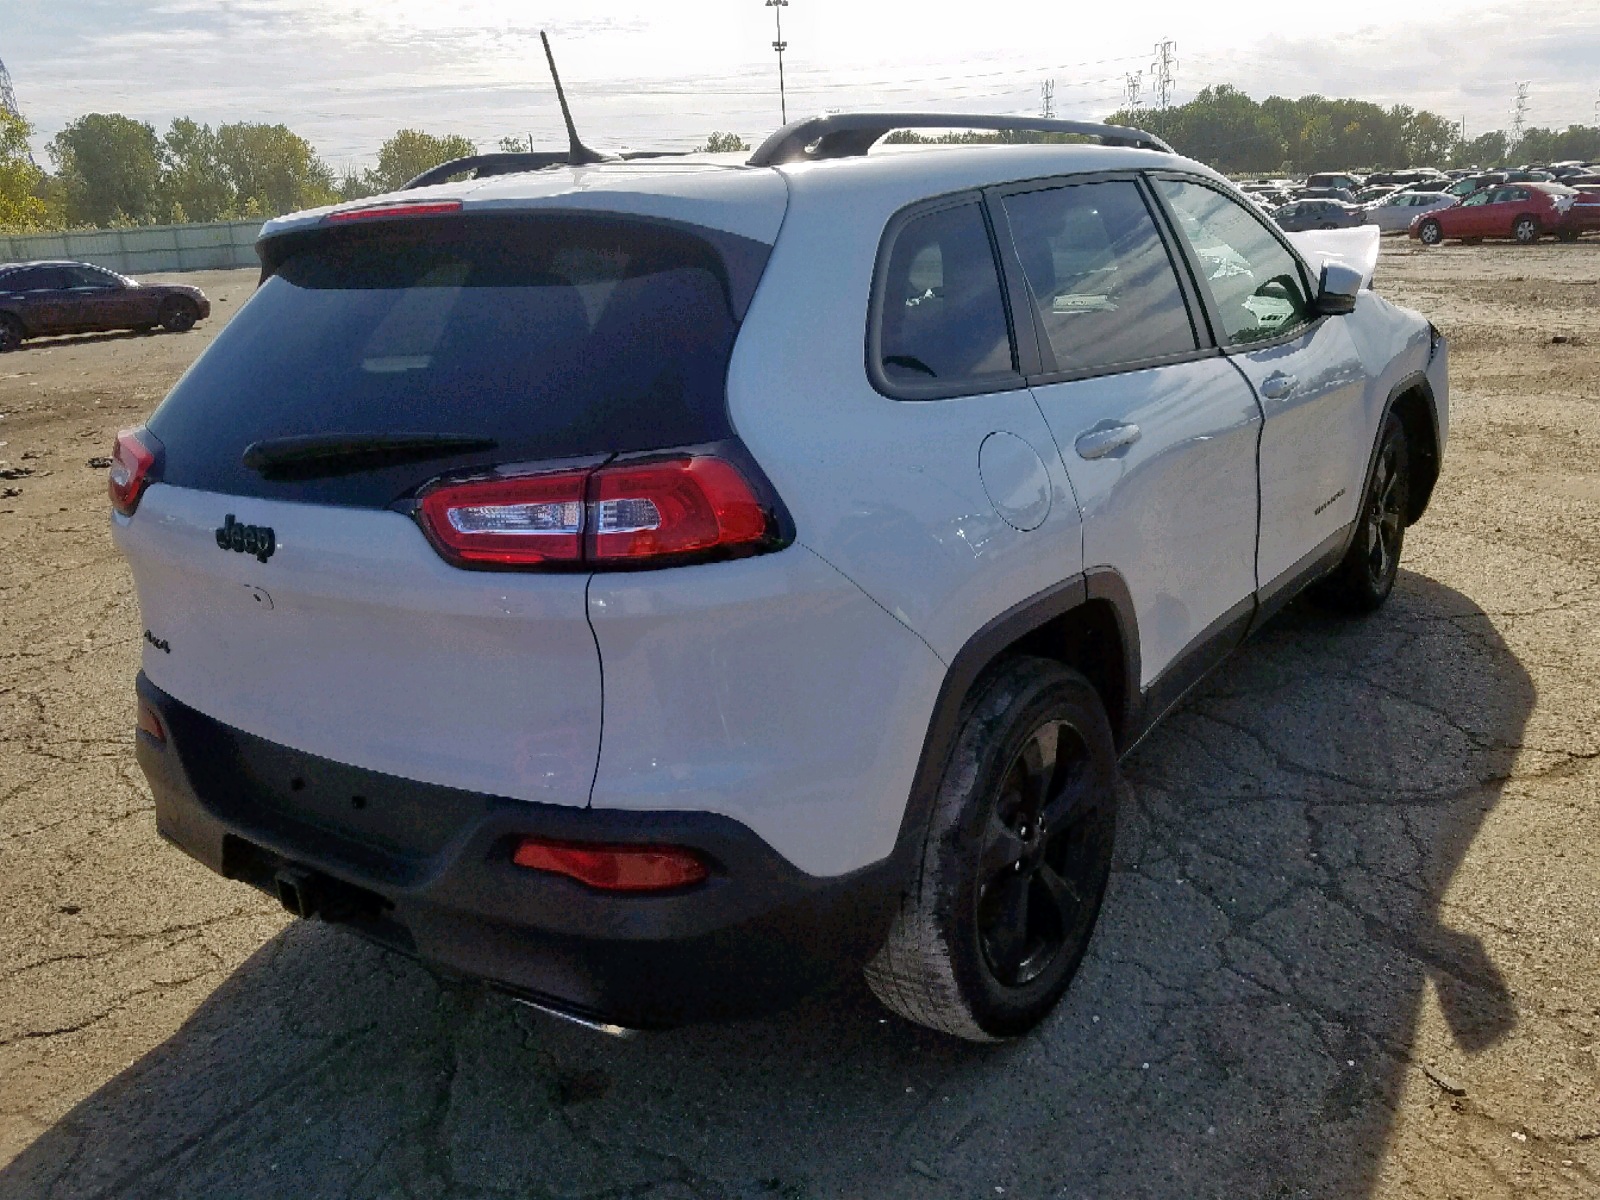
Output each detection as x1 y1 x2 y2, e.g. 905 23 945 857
215 514 276 563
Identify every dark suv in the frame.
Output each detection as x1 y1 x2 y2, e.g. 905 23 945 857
0 261 210 351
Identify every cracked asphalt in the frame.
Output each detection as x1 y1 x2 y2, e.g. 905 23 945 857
1 243 1597 1198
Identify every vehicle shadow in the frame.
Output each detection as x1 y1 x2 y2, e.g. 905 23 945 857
12 329 183 352
0 569 1530 1199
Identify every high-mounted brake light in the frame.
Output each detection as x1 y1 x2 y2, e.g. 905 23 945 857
415 454 775 570
512 836 710 893
326 200 464 223
109 427 161 516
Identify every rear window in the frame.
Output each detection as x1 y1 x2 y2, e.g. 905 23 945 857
149 215 771 507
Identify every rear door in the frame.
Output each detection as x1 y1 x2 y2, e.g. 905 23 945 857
994 174 1262 697
18 266 75 334
1151 177 1370 597
116 212 772 806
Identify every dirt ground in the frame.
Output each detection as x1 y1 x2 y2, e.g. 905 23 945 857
0 244 1597 1199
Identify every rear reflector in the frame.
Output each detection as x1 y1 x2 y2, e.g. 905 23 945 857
512 837 709 892
109 427 161 516
326 200 464 223
136 698 165 743
415 454 774 570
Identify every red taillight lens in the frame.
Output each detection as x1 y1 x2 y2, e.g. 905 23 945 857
326 200 464 223
589 457 768 562
109 427 159 516
511 837 709 892
136 698 166 743
415 454 774 571
417 470 587 566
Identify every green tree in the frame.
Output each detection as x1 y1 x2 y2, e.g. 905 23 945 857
0 110 56 231
1514 124 1600 164
48 112 163 226
365 129 479 193
698 131 749 153
1453 130 1508 168
160 118 234 222
216 122 335 216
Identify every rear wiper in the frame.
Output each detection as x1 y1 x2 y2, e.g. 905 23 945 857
242 433 498 480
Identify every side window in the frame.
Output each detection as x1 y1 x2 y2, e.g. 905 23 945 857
1155 179 1311 347
67 265 120 288
27 268 71 291
1508 188 1531 202
0 269 39 291
1001 180 1197 374
876 201 1015 391
1461 192 1491 207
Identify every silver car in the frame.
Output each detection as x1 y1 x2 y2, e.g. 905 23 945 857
1366 191 1456 234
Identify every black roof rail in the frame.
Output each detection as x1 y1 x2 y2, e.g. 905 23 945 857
747 112 1173 167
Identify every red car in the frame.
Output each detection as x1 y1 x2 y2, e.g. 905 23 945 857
1410 182 1589 245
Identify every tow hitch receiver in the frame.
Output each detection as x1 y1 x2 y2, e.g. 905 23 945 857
275 868 320 918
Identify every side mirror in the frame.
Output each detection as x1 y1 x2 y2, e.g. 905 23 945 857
1314 261 1363 316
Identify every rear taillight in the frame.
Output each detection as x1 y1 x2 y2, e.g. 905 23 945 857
512 836 710 892
109 427 161 516
416 454 776 570
326 200 464 223
418 470 587 567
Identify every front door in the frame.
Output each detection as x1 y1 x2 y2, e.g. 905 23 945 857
1151 178 1372 596
992 176 1262 695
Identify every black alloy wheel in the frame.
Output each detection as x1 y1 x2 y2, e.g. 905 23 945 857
1312 411 1411 614
975 719 1113 989
160 298 198 333
865 657 1119 1041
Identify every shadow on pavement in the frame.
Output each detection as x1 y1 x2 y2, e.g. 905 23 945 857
1 570 1530 1199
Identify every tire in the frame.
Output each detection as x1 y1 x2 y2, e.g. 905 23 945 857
1311 412 1410 614
159 298 198 333
1319 222 1338 230
1556 230 1580 243
0 314 21 352
1418 219 1443 245
865 657 1119 1041
1513 216 1540 244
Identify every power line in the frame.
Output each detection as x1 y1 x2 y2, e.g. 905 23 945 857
1040 79 1055 119
1124 70 1143 114
0 54 19 120
1510 80 1530 152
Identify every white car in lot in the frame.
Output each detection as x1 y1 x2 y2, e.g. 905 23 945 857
110 113 1448 1041
1366 190 1457 234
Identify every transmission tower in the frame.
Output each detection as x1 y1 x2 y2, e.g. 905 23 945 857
1124 70 1143 114
766 0 789 125
1149 40 1178 132
1040 79 1055 119
0 55 20 120
1509 81 1529 153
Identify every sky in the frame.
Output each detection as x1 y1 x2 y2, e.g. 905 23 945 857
4 0 1599 168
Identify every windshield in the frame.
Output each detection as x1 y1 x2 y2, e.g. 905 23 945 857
149 214 772 507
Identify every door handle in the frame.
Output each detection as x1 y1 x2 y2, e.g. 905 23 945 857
1074 424 1141 460
1259 373 1298 400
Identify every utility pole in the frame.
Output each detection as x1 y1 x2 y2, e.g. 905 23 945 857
1124 70 1143 115
1510 81 1529 157
1149 40 1177 134
1040 79 1055 119
0 55 19 120
766 0 789 126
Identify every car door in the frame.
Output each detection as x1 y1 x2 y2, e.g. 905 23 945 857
18 267 75 335
1452 190 1495 237
1151 176 1370 603
992 175 1262 702
66 265 143 329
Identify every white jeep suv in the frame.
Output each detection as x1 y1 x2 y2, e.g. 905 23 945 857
111 114 1448 1041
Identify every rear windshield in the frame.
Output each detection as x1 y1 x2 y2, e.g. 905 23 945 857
149 214 772 507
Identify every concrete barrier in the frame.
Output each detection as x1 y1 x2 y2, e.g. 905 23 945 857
0 219 263 275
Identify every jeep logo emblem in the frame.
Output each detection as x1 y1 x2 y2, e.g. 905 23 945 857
215 514 276 563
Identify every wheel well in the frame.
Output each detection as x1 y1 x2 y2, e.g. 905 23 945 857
1389 385 1440 523
1004 599 1130 748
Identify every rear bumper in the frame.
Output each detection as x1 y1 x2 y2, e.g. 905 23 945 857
135 672 900 1028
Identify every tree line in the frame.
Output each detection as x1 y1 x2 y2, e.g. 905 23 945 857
3 89 1597 234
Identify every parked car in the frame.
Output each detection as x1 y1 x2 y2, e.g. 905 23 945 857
1354 185 1399 205
1444 173 1504 197
1305 171 1364 192
1365 190 1456 233
1274 198 1367 230
110 112 1448 1041
1412 182 1582 244
0 261 209 351
1297 186 1358 203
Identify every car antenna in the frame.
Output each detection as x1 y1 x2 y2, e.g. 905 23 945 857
541 31 607 166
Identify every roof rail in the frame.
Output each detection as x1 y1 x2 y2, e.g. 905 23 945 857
747 113 1173 168
401 148 698 190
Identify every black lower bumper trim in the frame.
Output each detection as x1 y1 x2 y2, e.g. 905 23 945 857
135 672 899 1027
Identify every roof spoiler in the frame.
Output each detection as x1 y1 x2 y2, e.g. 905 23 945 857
747 113 1173 168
